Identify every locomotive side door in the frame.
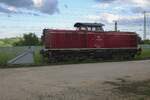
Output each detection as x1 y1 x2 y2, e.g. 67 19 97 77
87 33 104 48
94 34 104 48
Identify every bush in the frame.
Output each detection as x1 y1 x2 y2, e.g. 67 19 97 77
141 39 150 44
14 33 41 46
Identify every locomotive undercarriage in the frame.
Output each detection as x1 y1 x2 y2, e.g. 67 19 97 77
41 48 140 63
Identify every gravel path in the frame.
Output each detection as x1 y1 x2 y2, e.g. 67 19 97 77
0 60 150 100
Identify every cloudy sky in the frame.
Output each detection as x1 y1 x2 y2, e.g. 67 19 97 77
0 0 150 39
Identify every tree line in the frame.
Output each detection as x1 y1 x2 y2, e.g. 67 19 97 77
14 33 41 46
0 33 42 47
140 40 150 44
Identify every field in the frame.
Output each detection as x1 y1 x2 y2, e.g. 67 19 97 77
0 38 20 47
136 45 150 59
136 49 150 59
0 45 150 66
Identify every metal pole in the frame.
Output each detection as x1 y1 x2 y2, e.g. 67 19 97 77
115 21 118 31
144 11 146 40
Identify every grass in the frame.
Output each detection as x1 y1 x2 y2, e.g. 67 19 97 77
0 37 21 47
0 53 12 65
136 49 150 59
34 49 44 65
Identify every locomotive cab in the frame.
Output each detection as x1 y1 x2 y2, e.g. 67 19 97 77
74 22 104 32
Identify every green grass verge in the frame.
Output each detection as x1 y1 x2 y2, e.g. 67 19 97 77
34 51 43 65
0 52 15 66
135 49 150 60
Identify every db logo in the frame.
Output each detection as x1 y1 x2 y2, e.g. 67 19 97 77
96 36 102 41
97 36 101 38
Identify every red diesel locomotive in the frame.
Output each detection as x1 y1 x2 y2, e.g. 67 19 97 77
41 23 141 62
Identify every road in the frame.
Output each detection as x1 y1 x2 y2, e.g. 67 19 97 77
0 60 150 100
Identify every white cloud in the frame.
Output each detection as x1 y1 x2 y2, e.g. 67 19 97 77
92 3 110 9
0 0 59 15
86 13 143 24
130 0 150 7
7 6 17 12
94 0 150 13
86 13 119 23
33 0 43 7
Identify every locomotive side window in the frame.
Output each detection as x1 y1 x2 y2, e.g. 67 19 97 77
92 27 96 31
81 27 87 31
88 27 91 31
96 27 100 31
76 26 88 31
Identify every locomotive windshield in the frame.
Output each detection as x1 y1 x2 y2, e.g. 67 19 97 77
74 22 104 32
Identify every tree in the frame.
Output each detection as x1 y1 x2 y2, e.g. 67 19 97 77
143 39 150 44
14 33 41 46
140 39 150 44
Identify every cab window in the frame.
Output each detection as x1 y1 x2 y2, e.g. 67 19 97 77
92 27 96 31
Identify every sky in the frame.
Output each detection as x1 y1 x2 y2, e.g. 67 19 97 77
0 0 150 39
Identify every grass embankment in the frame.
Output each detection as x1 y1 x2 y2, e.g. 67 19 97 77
0 53 12 65
136 49 150 60
0 37 20 47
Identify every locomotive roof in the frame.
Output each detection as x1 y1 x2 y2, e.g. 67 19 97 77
74 22 105 27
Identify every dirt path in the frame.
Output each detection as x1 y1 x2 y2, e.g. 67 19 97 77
0 60 150 100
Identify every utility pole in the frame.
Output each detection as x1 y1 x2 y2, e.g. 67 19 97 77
114 21 118 31
144 11 147 40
